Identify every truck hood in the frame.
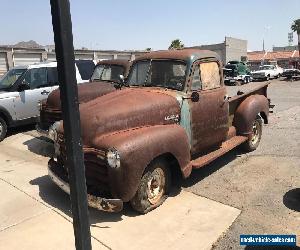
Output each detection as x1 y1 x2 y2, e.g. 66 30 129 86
59 88 181 147
46 81 116 110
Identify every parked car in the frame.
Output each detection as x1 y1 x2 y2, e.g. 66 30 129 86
48 49 271 214
0 60 95 141
251 64 283 81
37 59 131 140
223 61 252 85
282 68 300 80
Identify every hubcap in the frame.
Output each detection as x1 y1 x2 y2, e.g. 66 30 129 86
0 123 3 135
251 121 260 145
147 168 165 205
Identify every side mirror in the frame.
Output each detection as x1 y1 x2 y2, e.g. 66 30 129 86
18 81 30 92
191 92 200 102
119 74 125 83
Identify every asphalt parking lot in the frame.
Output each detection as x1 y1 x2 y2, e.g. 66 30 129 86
0 78 299 249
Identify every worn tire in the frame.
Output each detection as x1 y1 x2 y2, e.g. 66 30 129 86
241 115 262 152
130 158 171 214
0 117 7 142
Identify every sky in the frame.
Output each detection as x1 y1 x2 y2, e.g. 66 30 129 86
0 0 299 52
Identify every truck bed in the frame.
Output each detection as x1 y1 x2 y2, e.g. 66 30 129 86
226 82 270 123
226 82 269 101
226 82 270 102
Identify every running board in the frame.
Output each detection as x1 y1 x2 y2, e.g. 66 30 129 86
191 136 248 169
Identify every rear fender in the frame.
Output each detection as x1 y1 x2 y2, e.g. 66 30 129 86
92 124 191 202
233 95 269 135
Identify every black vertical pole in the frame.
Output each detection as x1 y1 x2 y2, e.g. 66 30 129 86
49 1 92 249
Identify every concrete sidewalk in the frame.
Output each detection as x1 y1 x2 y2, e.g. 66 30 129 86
0 133 241 250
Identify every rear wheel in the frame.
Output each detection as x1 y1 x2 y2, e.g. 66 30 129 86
241 115 262 152
130 158 171 214
0 117 7 142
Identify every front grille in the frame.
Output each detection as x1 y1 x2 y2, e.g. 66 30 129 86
57 133 110 197
39 108 62 130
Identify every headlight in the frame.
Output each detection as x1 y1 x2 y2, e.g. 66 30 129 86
107 148 121 169
48 121 61 141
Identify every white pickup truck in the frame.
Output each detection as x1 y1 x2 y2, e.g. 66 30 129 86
251 65 283 81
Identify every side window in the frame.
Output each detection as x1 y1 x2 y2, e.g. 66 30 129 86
24 68 47 89
191 65 201 91
200 62 221 90
47 67 59 86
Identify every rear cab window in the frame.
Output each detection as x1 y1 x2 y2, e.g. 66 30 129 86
75 60 95 80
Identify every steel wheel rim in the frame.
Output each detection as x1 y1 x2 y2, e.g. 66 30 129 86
147 168 165 205
0 123 3 135
251 121 260 145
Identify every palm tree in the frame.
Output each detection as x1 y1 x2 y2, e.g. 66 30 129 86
168 39 184 50
291 19 300 68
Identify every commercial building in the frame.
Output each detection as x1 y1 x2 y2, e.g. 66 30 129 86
247 49 300 70
188 37 248 64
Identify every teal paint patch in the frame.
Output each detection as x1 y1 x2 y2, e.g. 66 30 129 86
179 98 192 147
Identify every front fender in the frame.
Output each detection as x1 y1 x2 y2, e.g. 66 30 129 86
91 124 190 202
233 94 269 135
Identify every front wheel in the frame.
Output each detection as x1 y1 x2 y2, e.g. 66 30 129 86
241 116 262 152
0 117 7 142
130 158 171 214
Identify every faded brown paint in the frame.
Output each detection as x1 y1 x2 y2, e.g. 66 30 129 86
233 94 269 135
39 60 131 129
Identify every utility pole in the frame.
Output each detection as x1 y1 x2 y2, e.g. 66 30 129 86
49 1 92 249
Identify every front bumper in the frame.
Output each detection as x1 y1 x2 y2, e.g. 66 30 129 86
48 158 123 212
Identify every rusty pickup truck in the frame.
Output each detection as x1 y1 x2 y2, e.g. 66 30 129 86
37 59 131 140
48 49 271 214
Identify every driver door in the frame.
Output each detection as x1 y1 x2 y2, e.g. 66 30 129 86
14 67 58 120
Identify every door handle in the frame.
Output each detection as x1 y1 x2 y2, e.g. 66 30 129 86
41 90 50 95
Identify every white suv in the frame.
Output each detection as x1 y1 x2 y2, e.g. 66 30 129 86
0 60 95 141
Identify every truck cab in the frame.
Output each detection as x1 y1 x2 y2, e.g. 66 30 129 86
48 49 270 214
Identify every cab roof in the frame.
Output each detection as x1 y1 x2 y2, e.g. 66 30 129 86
97 59 131 67
135 49 220 64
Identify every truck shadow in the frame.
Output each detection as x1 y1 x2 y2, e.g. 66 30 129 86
29 175 138 225
23 137 54 158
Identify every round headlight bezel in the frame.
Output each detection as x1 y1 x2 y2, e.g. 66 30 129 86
48 121 61 142
106 148 121 169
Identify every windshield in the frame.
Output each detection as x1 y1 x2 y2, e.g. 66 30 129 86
91 64 124 82
0 68 26 90
127 60 186 91
259 65 274 70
